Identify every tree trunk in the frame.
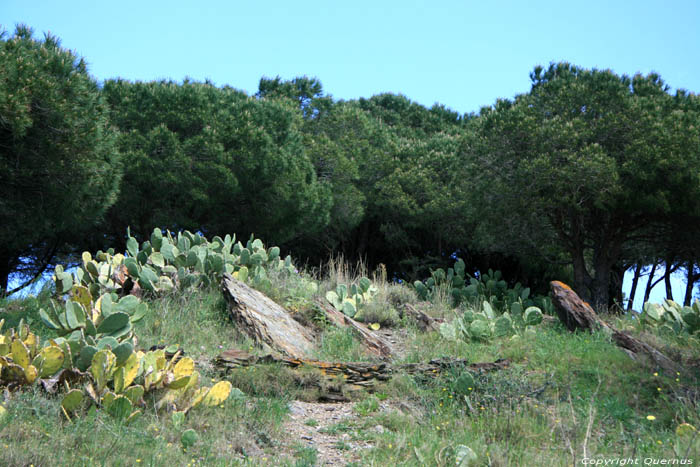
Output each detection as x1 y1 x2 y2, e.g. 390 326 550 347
663 258 676 302
608 262 625 312
590 258 612 312
643 260 659 304
571 248 592 302
0 250 10 296
627 263 642 311
685 261 698 306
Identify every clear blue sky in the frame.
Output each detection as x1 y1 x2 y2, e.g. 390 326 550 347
3 0 699 115
3 0 699 304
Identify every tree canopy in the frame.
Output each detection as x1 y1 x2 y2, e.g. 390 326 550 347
101 79 330 247
465 63 700 308
1 24 699 307
0 25 120 294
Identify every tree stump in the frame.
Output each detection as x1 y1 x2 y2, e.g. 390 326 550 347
550 281 601 331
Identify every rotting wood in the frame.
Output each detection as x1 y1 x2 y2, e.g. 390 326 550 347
314 299 392 360
214 349 509 388
222 273 316 359
550 281 681 374
550 281 601 331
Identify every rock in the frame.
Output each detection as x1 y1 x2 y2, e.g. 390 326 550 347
288 403 305 416
222 274 315 359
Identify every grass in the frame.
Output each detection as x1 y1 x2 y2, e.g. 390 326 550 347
0 385 286 466
1 261 699 465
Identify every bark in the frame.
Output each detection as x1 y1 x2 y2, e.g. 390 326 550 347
214 349 509 391
571 248 593 303
221 274 316 359
589 238 623 312
608 262 625 312
0 250 10 296
550 281 681 375
663 259 676 302
643 260 659 304
590 262 611 313
550 281 600 332
684 261 697 306
627 263 642 311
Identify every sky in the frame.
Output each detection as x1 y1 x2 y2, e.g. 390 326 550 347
3 0 699 115
3 0 699 304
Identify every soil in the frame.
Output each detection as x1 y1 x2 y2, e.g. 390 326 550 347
280 400 368 465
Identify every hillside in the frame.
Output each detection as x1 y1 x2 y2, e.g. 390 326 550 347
0 231 698 466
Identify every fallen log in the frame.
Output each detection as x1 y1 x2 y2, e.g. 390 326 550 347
550 281 681 374
214 349 509 388
314 299 392 360
222 274 316 359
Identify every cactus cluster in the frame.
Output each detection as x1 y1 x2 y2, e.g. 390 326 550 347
413 259 554 313
325 277 377 318
61 347 232 421
439 300 544 342
0 316 233 421
5 229 270 421
641 299 700 337
69 229 295 299
0 319 65 386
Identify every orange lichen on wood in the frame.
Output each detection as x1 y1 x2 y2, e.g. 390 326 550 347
551 280 572 291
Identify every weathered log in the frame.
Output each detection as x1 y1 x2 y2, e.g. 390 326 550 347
315 299 392 359
214 349 509 387
550 281 681 374
222 273 316 359
550 281 601 331
403 303 444 331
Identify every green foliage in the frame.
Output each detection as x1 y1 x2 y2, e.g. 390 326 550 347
0 25 120 293
640 300 700 338
439 300 544 343
466 62 700 308
102 79 330 246
180 428 199 449
413 258 554 315
325 277 378 319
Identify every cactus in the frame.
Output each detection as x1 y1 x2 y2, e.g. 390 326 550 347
438 300 545 343
640 299 700 336
325 278 376 319
413 259 545 314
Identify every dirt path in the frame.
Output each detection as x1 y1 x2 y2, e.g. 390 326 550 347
277 326 418 464
281 400 371 465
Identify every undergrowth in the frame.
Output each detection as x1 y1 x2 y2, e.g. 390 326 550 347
0 257 698 465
